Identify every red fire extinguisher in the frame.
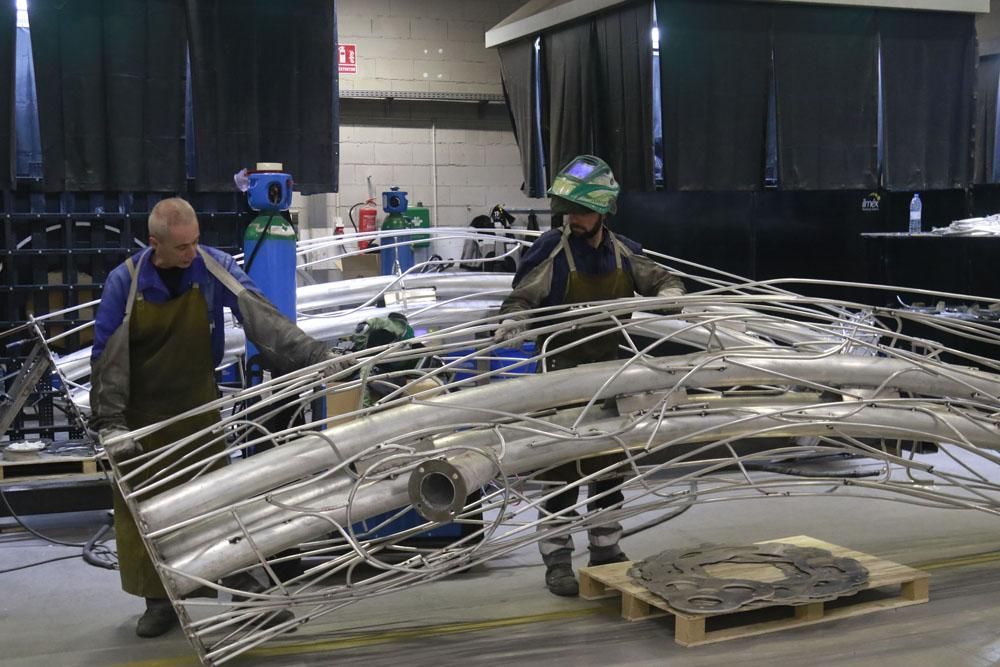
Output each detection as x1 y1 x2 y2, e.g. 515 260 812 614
355 199 378 250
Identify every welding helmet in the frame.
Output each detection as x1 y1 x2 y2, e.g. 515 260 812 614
547 155 619 215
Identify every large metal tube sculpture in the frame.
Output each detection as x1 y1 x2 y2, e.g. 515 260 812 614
39 227 1000 665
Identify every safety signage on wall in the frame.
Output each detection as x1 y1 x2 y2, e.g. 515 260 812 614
338 44 357 74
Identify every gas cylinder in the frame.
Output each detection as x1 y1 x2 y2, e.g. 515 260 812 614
380 212 415 275
357 200 378 250
243 213 297 372
380 187 414 275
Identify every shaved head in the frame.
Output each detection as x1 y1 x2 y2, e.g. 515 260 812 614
148 198 198 241
148 198 200 269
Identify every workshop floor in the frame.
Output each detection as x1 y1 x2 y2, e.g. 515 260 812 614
4 453 1000 667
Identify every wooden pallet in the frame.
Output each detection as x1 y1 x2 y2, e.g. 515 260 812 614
579 535 929 647
0 451 105 482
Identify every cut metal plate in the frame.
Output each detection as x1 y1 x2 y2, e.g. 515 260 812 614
628 542 869 615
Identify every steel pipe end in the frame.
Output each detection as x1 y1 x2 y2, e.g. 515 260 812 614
408 458 467 523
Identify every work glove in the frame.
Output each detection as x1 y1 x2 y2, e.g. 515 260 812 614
493 318 526 344
323 351 354 379
100 427 143 462
656 286 685 299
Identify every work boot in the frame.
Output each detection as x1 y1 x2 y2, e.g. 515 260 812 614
588 551 629 567
136 598 178 638
545 563 579 597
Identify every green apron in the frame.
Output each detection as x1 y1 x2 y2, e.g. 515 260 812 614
542 228 635 371
113 273 222 598
541 228 634 481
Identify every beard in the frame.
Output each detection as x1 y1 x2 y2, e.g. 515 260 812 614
570 219 603 240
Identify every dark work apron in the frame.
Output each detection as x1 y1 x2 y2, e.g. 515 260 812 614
113 274 222 598
542 228 634 481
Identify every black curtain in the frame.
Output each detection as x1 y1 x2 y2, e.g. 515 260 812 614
186 0 337 193
880 11 975 191
0 2 14 190
498 37 544 197
657 0 770 191
29 0 187 192
544 19 598 183
593 3 654 192
974 55 1000 184
773 6 878 190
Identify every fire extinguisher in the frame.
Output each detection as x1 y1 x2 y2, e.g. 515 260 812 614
352 199 378 250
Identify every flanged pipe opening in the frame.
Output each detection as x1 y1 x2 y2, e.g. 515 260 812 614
409 459 468 522
420 471 456 510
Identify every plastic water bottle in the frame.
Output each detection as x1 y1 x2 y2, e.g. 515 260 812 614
908 194 922 234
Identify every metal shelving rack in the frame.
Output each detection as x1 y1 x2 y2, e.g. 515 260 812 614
1 187 252 441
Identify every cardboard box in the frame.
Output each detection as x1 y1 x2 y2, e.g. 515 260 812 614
341 254 380 279
325 384 365 425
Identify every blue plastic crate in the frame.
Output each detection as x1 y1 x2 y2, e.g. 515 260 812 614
352 507 465 540
448 341 537 383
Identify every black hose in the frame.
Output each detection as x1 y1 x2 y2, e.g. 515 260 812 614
0 554 82 574
0 485 86 547
348 202 365 232
243 213 277 275
82 518 117 570
0 485 118 571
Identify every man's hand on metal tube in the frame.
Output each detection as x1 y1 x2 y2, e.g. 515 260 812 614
493 318 526 344
100 427 143 461
651 286 685 315
323 351 353 379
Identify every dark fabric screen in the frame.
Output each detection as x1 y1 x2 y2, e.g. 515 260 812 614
974 55 1000 184
593 3 654 192
880 11 975 191
0 3 15 190
544 20 598 182
498 38 544 197
187 0 337 193
773 6 878 190
657 0 770 191
15 27 42 179
29 0 187 191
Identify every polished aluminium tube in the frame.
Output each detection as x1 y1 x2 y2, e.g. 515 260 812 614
140 350 1000 539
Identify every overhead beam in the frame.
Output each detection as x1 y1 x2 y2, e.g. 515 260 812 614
486 0 624 49
485 0 990 49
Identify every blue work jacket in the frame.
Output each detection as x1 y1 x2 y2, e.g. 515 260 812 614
91 245 260 366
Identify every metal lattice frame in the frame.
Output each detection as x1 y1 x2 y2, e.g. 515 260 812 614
27 227 1000 665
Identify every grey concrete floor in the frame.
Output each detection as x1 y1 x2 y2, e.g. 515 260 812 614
4 453 1000 667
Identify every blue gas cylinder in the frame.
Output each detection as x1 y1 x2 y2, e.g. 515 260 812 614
380 212 415 275
243 214 297 365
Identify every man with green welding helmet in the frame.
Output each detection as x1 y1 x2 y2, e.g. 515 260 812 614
494 155 685 596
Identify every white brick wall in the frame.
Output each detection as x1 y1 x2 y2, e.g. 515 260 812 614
338 0 506 96
296 0 548 263
328 107 542 261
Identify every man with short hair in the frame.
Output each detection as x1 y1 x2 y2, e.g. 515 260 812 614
91 197 336 637
494 155 685 596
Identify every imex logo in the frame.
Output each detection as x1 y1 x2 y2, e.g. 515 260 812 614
861 192 881 212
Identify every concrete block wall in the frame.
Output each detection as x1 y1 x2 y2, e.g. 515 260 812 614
336 0 523 95
295 0 548 264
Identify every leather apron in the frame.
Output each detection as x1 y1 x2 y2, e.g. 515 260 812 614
541 227 634 481
542 227 635 371
112 261 222 598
